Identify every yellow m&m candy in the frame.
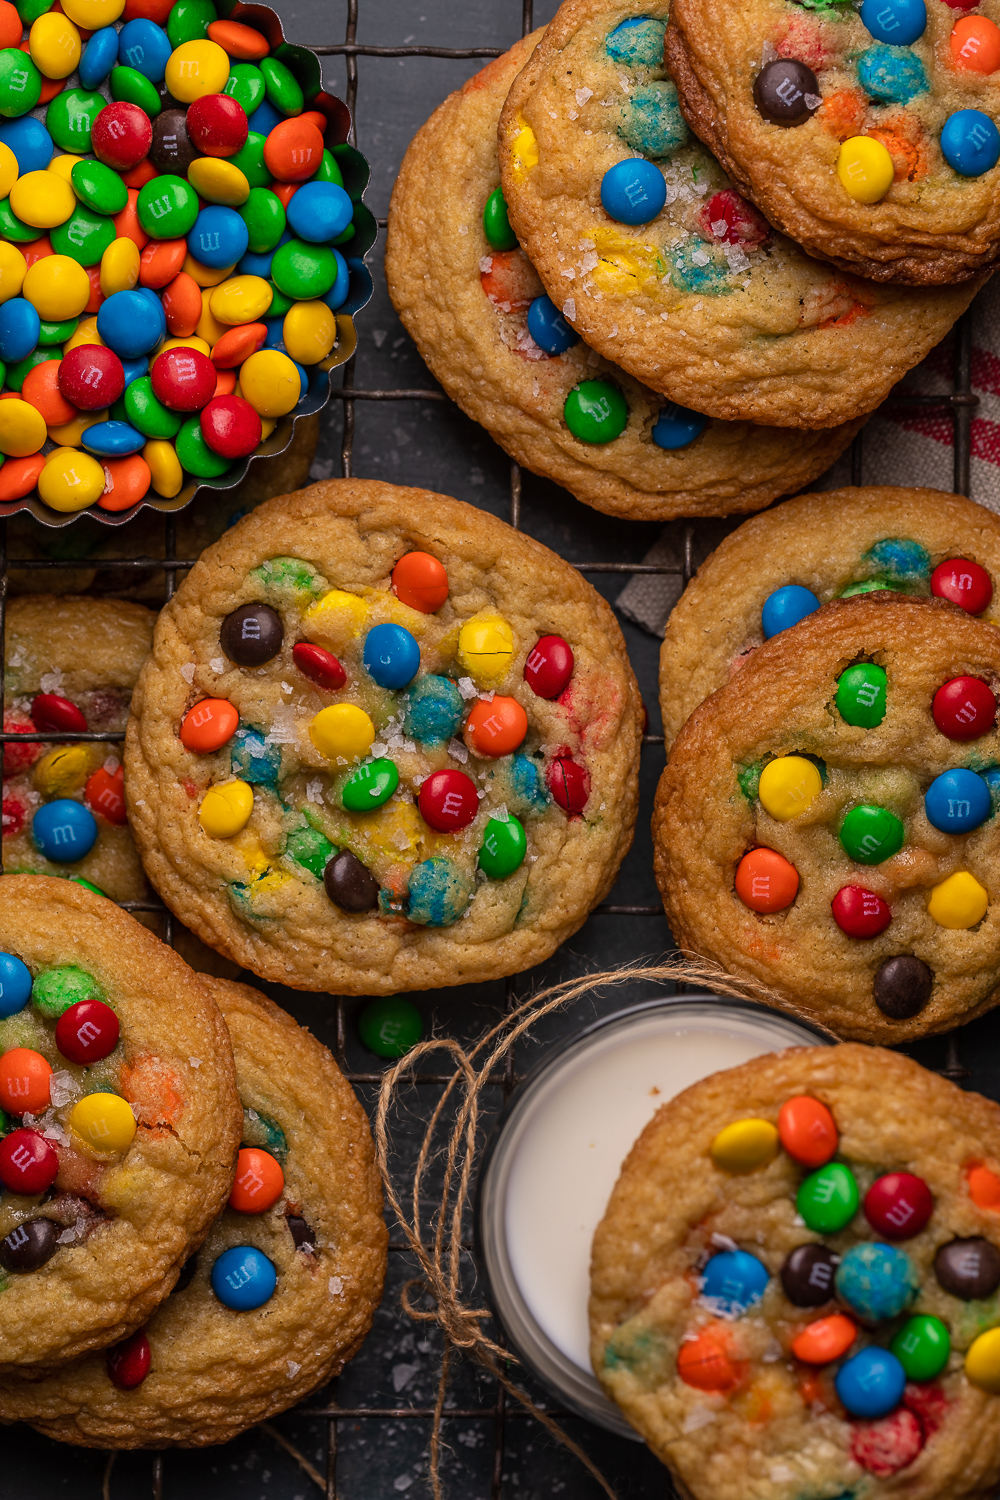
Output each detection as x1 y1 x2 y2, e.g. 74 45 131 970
458 614 514 683
144 438 184 497
837 136 895 205
37 448 105 510
184 254 235 288
758 755 823 821
70 1092 137 1155
0 400 46 458
927 870 988 929
966 1328 1000 1392
165 39 231 103
305 588 367 647
309 704 375 762
100 237 140 297
29 10 82 79
48 153 83 184
33 744 94 797
710 1118 779 1174
239 348 301 416
283 301 337 364
23 254 91 320
187 157 250 207
199 780 254 838
10 170 75 230
210 274 272 325
60 0 124 26
0 141 17 201
0 239 25 305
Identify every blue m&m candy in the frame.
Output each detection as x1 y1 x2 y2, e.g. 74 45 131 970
97 290 163 359
188 206 250 270
835 1347 907 1419
652 402 707 450
761 584 821 639
322 248 351 312
859 0 926 46
600 158 667 226
363 623 420 690
120 356 149 388
835 1241 918 1322
79 26 119 90
211 1246 277 1310
526 294 580 355
117 19 172 82
924 767 991 833
286 181 353 244
32 799 98 863
82 421 145 458
0 117 53 176
941 110 1000 178
0 952 32 1018
0 298 39 364
700 1249 769 1316
248 100 283 139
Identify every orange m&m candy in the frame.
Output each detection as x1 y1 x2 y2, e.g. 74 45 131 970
969 1162 1000 1210
777 1095 838 1169
391 551 449 613
951 15 1000 73
113 189 150 251
139 238 187 290
97 454 151 511
162 271 203 338
734 847 799 913
0 454 45 501
21 359 77 427
85 764 127 824
791 1313 857 1365
229 1146 285 1213
122 157 158 189
212 367 238 398
676 1323 746 1392
0 0 20 48
211 323 268 368
206 19 270 59
465 695 528 757
180 698 239 754
0 1047 52 1115
263 118 325 184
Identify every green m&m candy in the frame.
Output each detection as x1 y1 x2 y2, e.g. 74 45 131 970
52 204 116 266
5 348 57 390
228 131 271 189
265 279 292 317
224 62 266 116
284 823 335 879
890 1314 950 1381
342 757 399 812
314 150 345 187
125 377 183 439
175 415 233 478
840 579 903 598
797 1161 859 1234
358 996 423 1059
110 65 162 118
839 804 904 865
46 88 105 153
138 174 200 239
483 187 517 251
15 0 53 25
479 814 527 879
238 186 286 254
836 662 887 728
0 48 40 118
70 159 128 217
0 197 40 242
271 239 337 300
260 55 303 117
32 964 101 1018
39 317 77 347
167 0 217 48
564 379 628 444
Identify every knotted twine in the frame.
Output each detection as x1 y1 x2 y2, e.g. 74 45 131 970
374 956 826 1500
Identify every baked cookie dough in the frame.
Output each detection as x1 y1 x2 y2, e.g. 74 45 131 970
497 0 978 429
0 877 241 1375
667 0 1000 285
0 977 387 1447
654 593 1000 1042
125 479 643 994
591 1044 1000 1500
3 596 154 903
386 34 860 522
660 487 1000 749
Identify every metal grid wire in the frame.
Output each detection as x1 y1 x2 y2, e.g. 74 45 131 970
0 0 982 1493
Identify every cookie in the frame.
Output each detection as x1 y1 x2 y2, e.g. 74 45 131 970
124 479 643 994
660 486 1000 750
667 0 1000 285
386 35 860 522
654 593 1000 1042
0 877 241 1376
0 977 387 1447
496 0 978 430
590 1044 1000 1500
3 595 154 903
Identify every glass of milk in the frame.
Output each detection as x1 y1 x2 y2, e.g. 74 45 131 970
475 995 833 1435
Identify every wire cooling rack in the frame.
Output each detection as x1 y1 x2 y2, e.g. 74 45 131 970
0 0 986 1495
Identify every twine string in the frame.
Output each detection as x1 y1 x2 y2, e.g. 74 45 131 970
375 956 819 1500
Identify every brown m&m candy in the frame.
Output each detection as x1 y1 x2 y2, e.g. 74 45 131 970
753 59 821 127
780 1243 839 1306
323 849 380 913
150 107 198 175
0 1216 58 1273
220 603 284 666
874 955 933 1019
935 1237 1000 1300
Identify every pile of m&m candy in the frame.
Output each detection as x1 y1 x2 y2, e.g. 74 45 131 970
179 548 586 928
0 0 359 515
678 1095 1000 1476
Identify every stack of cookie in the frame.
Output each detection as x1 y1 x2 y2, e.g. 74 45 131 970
0 877 387 1448
386 0 987 521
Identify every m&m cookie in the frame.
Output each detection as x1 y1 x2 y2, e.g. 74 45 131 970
386 33 859 522
591 1045 1000 1500
496 0 976 430
0 978 386 1446
667 0 1000 282
655 593 1000 1041
660 485 1000 749
0 876 241 1375
123 479 643 994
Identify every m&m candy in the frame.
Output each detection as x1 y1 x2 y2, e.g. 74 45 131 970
0 1216 59 1272
180 697 239 753
753 58 821 127
391 551 448 613
32 797 98 861
932 675 997 739
342 757 398 812
0 1128 58 1193
323 849 379 913
927 869 988 928
362 622 420 690
932 557 993 613
864 1171 933 1239
797 1161 859 1233
54 997 120 1063
0 951 31 1018
873 954 933 1019
107 1330 151 1390
890 1314 950 1380
710 1117 778 1173
524 635 573 699
526 294 579 355
835 1347 906 1419
790 1312 857 1365
760 584 820 639
564 378 628 444
965 1327 1000 1391
700 1249 769 1316
229 1146 284 1213
220 602 283 665
758 755 822 821
465 696 527 757
418 768 478 832
777 1095 837 1168
860 0 927 45
935 1236 1000 1299
924 767 990 833
941 109 1000 176
547 755 589 814
478 814 527 878
780 1243 839 1306
832 884 892 938
839 803 904 864
292 640 346 691
734 846 799 913
835 1241 918 1320
836 662 887 727
358 995 423 1058
70 1090 137 1153
651 402 707 450
600 157 667 225
675 1323 745 1392
211 1244 276 1310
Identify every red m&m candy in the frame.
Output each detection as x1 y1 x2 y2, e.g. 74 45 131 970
229 1146 284 1213
524 635 574 699
59 345 126 411
864 1171 933 1239
92 102 154 172
832 885 892 938
391 552 449 613
55 999 120 1065
151 347 217 412
548 756 589 814
30 692 87 734
0 1129 58 1195
186 94 249 158
931 558 993 615
418 769 479 832
293 641 347 691
3 712 42 774
200 395 262 459
932 676 997 740
85 765 127 825
107 1330 151 1390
